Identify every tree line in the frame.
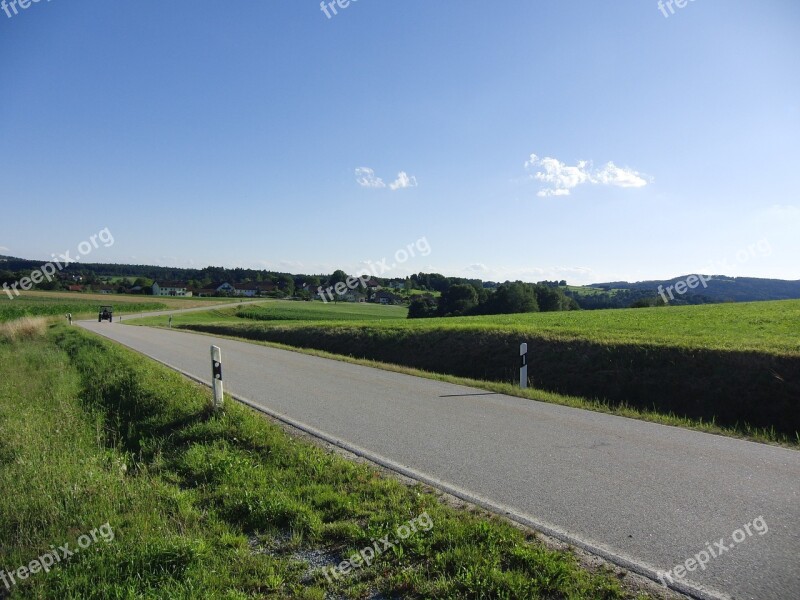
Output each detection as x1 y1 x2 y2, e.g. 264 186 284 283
408 281 579 319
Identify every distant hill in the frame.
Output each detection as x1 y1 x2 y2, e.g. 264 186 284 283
567 276 800 309
3 254 799 309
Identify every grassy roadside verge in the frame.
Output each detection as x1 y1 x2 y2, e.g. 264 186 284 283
0 323 658 599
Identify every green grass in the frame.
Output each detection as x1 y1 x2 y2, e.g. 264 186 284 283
406 289 441 298
236 301 408 322
0 296 168 323
0 324 649 598
131 299 407 328
131 299 800 355
0 291 247 324
448 300 800 355
248 300 797 355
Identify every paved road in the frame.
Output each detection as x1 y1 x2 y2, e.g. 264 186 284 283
79 321 799 600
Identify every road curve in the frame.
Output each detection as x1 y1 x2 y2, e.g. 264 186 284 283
78 321 799 600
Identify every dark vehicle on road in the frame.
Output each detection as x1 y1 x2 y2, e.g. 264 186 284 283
98 306 113 322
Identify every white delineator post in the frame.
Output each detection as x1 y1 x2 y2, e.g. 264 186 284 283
211 345 224 409
520 342 528 389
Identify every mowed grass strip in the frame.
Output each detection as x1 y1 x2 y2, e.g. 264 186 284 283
0 323 648 599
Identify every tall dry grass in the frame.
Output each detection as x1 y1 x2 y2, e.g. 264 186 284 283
0 316 48 342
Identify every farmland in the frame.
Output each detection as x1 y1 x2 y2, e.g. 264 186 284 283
237 301 408 322
128 299 800 442
131 300 407 328
130 298 799 355
0 291 239 323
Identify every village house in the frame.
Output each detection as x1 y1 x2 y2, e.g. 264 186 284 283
152 281 193 297
215 282 237 294
373 290 402 305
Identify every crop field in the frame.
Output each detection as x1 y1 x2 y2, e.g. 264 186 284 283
131 299 407 328
133 298 799 355
131 300 800 442
0 295 166 323
0 291 239 323
349 300 799 355
237 301 408 322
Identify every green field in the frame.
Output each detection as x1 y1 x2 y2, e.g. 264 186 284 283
129 300 800 442
366 300 800 355
237 301 408 322
0 323 646 599
132 299 408 328
0 295 167 323
0 291 244 324
132 298 799 355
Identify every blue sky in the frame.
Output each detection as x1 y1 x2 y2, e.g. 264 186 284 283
1 0 798 284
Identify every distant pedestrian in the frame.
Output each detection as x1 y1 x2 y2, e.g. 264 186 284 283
168 315 172 328
66 313 72 325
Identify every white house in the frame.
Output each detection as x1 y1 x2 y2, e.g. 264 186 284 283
152 281 193 297
235 284 258 297
342 289 366 303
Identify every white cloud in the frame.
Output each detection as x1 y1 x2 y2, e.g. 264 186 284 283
355 167 386 188
592 162 649 188
0 246 9 252
356 168 418 191
465 263 490 274
389 171 418 191
525 154 648 197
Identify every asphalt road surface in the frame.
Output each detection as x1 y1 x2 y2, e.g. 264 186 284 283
79 320 799 600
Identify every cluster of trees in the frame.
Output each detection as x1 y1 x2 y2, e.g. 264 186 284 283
0 268 68 291
405 273 483 293
565 287 717 309
0 257 321 297
408 281 579 319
